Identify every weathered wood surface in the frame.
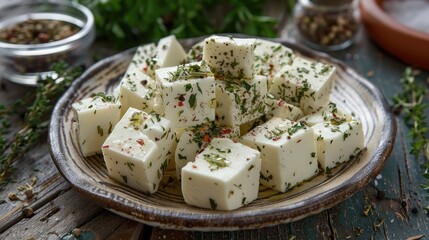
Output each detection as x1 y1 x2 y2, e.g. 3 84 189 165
1 17 429 240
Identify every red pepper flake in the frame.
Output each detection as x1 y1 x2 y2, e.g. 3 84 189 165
136 139 145 146
221 128 231 134
178 101 184 107
203 134 210 142
272 137 280 141
192 165 197 169
102 145 109 148
143 66 148 72
277 100 284 107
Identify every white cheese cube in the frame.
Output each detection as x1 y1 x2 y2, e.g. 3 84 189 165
312 119 364 171
299 102 353 127
102 108 175 194
186 39 205 63
253 39 295 88
72 94 121 157
118 65 163 116
269 57 336 114
181 138 261 211
241 117 318 192
175 122 240 179
216 76 268 126
156 35 187 68
265 94 304 121
239 115 268 137
129 43 158 79
156 61 216 128
203 36 256 79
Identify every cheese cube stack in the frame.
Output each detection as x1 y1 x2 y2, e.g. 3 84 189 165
312 119 364 170
72 94 121 157
128 43 158 79
156 61 216 128
241 117 318 192
269 57 336 114
102 108 175 194
118 65 162 115
265 94 304 121
175 122 240 179
299 102 353 127
156 35 187 68
216 76 268 126
253 39 295 88
203 36 256 79
181 138 261 210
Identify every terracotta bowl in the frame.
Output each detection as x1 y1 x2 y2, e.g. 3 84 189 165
360 0 429 70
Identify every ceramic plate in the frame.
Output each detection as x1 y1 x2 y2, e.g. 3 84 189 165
49 37 396 231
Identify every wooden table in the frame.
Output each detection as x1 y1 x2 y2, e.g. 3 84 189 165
1 22 429 240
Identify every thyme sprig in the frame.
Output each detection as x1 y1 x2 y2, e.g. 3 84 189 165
392 67 429 210
0 62 82 187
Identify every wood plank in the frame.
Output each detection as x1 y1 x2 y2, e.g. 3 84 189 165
0 189 103 239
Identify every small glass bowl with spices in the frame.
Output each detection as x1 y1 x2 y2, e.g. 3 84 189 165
0 0 95 86
293 0 360 51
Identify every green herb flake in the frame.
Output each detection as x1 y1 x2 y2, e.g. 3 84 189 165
209 198 217 210
189 93 197 109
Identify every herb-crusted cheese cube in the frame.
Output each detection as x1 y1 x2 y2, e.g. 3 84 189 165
241 117 318 192
299 102 353 127
269 57 336 114
101 108 175 194
181 138 261 211
186 39 205 63
216 76 268 126
253 39 295 88
156 61 216 128
118 65 162 116
175 122 240 179
156 35 187 68
312 119 364 171
203 36 256 79
265 94 304 121
129 43 158 79
72 94 121 157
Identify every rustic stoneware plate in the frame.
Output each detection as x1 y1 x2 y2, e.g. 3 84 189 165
49 37 396 231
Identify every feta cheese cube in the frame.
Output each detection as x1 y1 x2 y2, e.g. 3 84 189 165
118 65 162 115
156 61 216 128
186 39 205 63
72 94 121 157
175 122 240 179
312 119 364 171
203 36 256 79
241 117 318 192
299 102 353 127
269 57 336 114
181 138 261 210
129 43 158 79
156 35 187 68
253 39 295 88
216 76 268 126
102 108 175 194
265 94 304 121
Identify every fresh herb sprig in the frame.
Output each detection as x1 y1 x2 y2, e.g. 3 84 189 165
392 67 429 210
0 62 82 186
78 0 292 49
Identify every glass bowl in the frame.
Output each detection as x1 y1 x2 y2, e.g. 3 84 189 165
0 0 95 86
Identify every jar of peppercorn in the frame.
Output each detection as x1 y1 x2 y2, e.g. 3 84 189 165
293 0 360 51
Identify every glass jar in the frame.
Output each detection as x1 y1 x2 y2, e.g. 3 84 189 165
293 0 360 51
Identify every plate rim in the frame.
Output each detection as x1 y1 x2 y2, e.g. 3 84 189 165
49 36 397 231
